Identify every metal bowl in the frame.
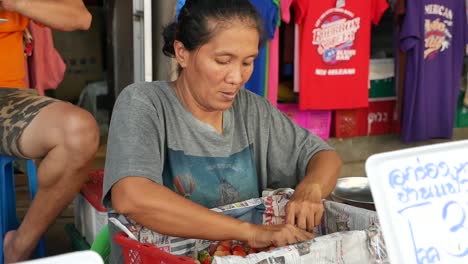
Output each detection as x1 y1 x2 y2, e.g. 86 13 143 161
330 177 374 205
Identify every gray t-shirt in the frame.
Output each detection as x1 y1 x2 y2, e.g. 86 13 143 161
103 81 332 262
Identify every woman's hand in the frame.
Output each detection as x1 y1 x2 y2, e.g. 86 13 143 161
285 183 324 233
245 223 314 248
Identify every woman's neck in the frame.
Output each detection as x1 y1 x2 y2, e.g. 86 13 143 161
172 78 224 134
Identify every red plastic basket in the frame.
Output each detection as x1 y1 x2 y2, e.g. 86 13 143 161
114 233 196 264
82 169 106 212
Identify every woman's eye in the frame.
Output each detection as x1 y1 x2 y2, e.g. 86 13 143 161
216 59 230 65
243 61 253 66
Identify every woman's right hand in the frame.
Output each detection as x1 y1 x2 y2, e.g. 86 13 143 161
245 223 314 248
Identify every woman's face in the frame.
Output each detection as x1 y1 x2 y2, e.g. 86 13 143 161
177 20 259 112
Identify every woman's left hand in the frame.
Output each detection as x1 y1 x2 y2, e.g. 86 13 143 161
285 183 324 233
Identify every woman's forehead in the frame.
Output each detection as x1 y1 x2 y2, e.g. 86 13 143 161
202 26 259 56
205 20 259 44
206 17 258 36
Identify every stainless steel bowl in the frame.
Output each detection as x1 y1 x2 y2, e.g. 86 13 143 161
330 177 374 206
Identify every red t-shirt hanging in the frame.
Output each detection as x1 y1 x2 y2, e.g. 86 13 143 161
293 0 388 110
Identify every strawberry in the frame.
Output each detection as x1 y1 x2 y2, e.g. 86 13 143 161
214 250 230 257
198 251 211 263
201 256 212 264
219 240 232 248
209 243 218 255
231 245 243 252
216 245 231 253
233 250 246 257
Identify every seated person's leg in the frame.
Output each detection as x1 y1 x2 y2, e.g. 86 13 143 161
0 88 99 263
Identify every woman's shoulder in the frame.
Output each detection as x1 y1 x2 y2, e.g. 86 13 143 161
118 81 173 104
235 88 274 114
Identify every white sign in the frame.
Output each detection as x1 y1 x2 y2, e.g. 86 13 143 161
366 140 468 264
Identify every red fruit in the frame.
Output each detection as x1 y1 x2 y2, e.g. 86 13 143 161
209 243 218 255
231 245 243 252
219 240 232 248
216 245 231 253
214 250 231 257
202 257 211 264
233 250 246 257
198 251 211 262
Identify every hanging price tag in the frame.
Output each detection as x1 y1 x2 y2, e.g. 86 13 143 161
336 0 346 8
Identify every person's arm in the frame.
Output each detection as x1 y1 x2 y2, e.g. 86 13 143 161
298 150 342 198
1 0 91 31
112 177 314 248
286 150 342 232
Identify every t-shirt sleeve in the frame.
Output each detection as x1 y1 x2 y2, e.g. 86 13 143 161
292 0 308 25
266 105 334 188
371 0 389 25
266 0 280 38
102 84 165 208
251 0 279 39
399 0 421 52
281 0 294 24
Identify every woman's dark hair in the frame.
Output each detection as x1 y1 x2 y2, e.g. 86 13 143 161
162 0 265 58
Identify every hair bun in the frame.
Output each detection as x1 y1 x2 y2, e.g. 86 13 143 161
162 22 178 57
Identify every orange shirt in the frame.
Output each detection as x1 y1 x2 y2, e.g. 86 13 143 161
0 11 29 88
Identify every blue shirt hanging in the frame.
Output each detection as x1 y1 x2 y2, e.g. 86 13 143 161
176 0 186 21
245 0 278 96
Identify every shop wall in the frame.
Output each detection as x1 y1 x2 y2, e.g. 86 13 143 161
51 6 105 102
330 128 468 177
153 0 178 81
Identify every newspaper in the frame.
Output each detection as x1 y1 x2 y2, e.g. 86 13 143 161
115 189 389 263
321 201 389 263
213 231 370 264
322 200 380 234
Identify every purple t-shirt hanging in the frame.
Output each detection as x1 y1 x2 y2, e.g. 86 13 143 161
400 0 468 143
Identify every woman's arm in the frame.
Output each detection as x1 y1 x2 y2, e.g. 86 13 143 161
298 150 342 197
112 177 253 241
112 177 314 247
1 0 91 31
286 150 342 232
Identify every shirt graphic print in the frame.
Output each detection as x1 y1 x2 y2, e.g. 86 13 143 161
163 145 259 209
423 4 453 59
313 8 361 71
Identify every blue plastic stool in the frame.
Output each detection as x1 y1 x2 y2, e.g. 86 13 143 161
0 155 46 263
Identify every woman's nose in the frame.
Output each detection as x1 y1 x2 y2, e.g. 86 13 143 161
226 65 243 85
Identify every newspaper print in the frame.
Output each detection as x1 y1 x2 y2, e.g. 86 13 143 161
115 189 389 263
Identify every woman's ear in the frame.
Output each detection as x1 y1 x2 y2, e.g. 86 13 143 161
174 40 188 68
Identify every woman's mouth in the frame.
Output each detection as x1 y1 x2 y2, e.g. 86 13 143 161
220 91 236 101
